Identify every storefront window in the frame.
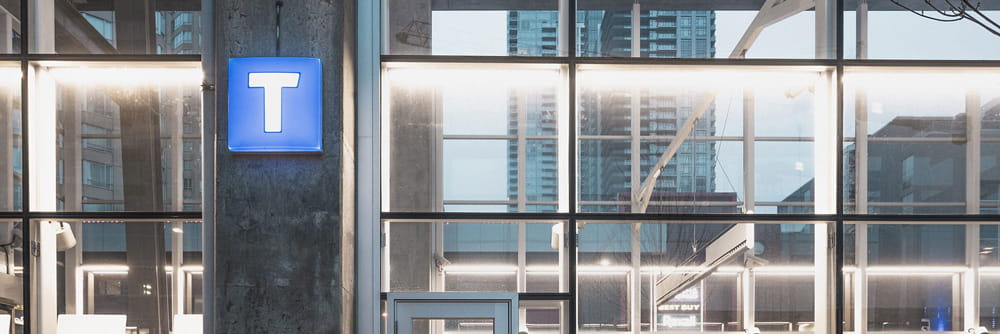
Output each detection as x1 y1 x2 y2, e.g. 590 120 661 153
29 220 201 333
576 66 829 214
844 68 1000 214
573 221 832 333
383 220 569 293
10 5 204 328
28 62 203 212
382 64 566 213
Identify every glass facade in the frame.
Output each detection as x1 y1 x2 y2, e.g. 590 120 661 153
375 1 1000 334
4 0 1000 332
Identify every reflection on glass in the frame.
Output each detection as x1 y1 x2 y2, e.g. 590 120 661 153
760 142 814 214
521 300 568 334
980 224 1000 331
33 63 202 212
755 275 814 331
844 10 1000 60
868 225 965 265
578 222 825 333
984 142 1000 214
577 9 717 58
869 275 961 332
29 0 202 54
0 64 20 212
384 221 566 293
577 66 823 213
412 318 493 334
383 64 563 213
843 224 972 332
845 69 1000 214
981 274 1000 331
384 0 560 56
578 4 824 59
32 220 202 334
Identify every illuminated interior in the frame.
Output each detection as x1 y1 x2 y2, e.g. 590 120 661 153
378 63 1000 334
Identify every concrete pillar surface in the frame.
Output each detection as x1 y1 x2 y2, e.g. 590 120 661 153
214 0 355 332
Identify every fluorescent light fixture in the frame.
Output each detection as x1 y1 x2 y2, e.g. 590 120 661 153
577 68 822 90
751 266 818 275
640 265 744 274
182 265 205 272
579 265 632 273
386 67 560 87
79 264 204 274
866 266 967 276
442 265 517 274
46 67 203 86
79 265 129 273
844 70 1000 92
978 267 1000 275
525 266 560 276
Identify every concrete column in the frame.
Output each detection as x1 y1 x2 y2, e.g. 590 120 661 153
115 89 170 334
113 0 156 53
213 0 355 332
109 2 170 331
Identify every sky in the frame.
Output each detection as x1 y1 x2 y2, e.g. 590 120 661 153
415 9 1000 213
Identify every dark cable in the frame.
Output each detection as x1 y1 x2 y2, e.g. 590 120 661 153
889 0 999 36
276 1 284 56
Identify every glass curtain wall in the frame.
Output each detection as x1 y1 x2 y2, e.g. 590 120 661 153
2 0 205 331
379 1 1000 334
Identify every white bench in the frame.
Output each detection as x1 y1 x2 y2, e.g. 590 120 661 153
56 314 126 334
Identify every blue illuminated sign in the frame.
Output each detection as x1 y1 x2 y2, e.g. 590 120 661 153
228 57 322 152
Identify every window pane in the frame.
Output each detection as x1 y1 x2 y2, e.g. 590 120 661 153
383 64 564 213
29 0 202 54
869 275 961 331
0 63 20 211
845 223 976 333
30 62 203 212
521 300 570 334
984 225 1000 267
980 274 1000 331
844 9 1000 60
33 220 202 332
575 222 632 332
383 221 567 293
983 87 1000 212
759 142 814 214
982 225 1000 331
384 1 561 56
845 68 1000 214
577 66 827 213
868 224 965 265
578 3 829 59
755 275 814 331
579 221 831 333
